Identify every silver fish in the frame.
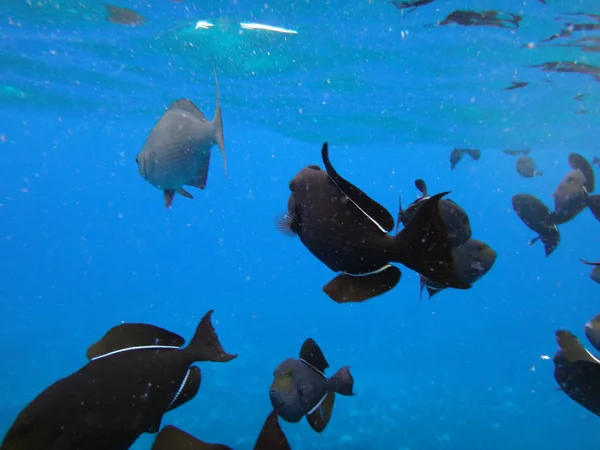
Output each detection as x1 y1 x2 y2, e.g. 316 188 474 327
136 64 226 208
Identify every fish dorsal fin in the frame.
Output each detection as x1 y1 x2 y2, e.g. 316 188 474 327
168 99 208 122
168 366 202 412
321 142 395 233
555 330 600 364
151 425 232 450
414 179 428 196
253 409 291 450
87 323 185 360
300 338 329 375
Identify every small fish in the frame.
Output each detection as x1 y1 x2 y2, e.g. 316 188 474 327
585 314 600 352
136 64 226 208
503 149 531 156
450 148 481 170
580 259 600 284
438 10 522 29
270 338 354 433
574 93 588 101
512 194 560 256
505 81 529 90
151 409 290 450
397 178 472 248
0 311 237 450
516 155 543 178
391 0 434 14
277 142 471 304
105 4 146 25
552 330 600 418
419 238 496 299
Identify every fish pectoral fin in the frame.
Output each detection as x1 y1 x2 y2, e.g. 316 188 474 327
322 265 401 304
555 330 600 364
253 409 291 450
176 188 194 199
167 99 208 122
86 323 185 360
152 425 232 450
164 190 175 208
299 339 329 374
306 391 335 433
188 153 211 190
275 212 297 237
168 366 201 411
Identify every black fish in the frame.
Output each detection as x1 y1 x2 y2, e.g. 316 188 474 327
511 194 560 256
105 4 146 25
392 0 434 14
553 330 600 418
505 81 529 91
0 311 237 450
439 10 522 29
580 259 600 284
277 142 471 304
151 409 290 450
503 149 531 156
397 179 472 248
419 238 496 299
269 338 354 433
516 155 543 178
450 149 481 170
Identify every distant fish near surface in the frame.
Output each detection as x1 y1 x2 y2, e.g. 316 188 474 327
580 259 600 284
277 142 471 304
270 338 354 433
419 238 497 299
593 156 600 167
136 64 226 208
504 81 529 90
552 329 600 418
151 409 290 450
516 155 543 178
450 148 481 170
391 0 435 14
503 148 531 156
547 153 600 225
438 10 522 29
511 194 560 256
0 311 237 450
105 4 146 25
397 178 472 248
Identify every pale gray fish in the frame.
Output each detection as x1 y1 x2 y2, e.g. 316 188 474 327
136 64 226 208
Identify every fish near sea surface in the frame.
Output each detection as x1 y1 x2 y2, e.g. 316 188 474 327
270 338 354 433
0 311 237 450
516 155 543 178
419 238 497 299
136 64 226 209
512 193 560 256
278 142 471 304
151 409 290 450
449 148 481 170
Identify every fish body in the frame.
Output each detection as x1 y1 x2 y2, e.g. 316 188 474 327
503 149 531 155
0 311 236 450
105 4 146 25
137 66 226 208
549 169 588 224
516 156 542 178
269 339 354 433
512 193 560 256
279 143 470 303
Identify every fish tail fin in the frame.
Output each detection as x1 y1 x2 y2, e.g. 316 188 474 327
327 366 354 396
211 61 226 176
394 192 471 290
187 310 237 363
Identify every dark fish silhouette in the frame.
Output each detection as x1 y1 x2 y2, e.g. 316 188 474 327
438 10 522 29
580 259 600 284
151 409 290 450
529 61 600 82
277 142 471 304
585 314 600 352
105 4 146 25
450 149 481 170
392 0 434 14
516 156 543 178
503 149 531 156
270 338 354 433
541 21 600 43
0 311 237 450
397 179 472 248
553 330 600 418
419 238 496 299
505 81 529 90
136 64 226 208
512 194 560 256
574 93 588 101
593 156 600 167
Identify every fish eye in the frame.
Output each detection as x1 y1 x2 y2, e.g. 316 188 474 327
135 156 139 164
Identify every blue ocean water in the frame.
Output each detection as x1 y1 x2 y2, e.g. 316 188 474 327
1 0 600 449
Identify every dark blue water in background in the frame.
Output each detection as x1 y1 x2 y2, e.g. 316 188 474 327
1 0 600 448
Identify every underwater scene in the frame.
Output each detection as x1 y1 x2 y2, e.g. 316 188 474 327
1 0 600 449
